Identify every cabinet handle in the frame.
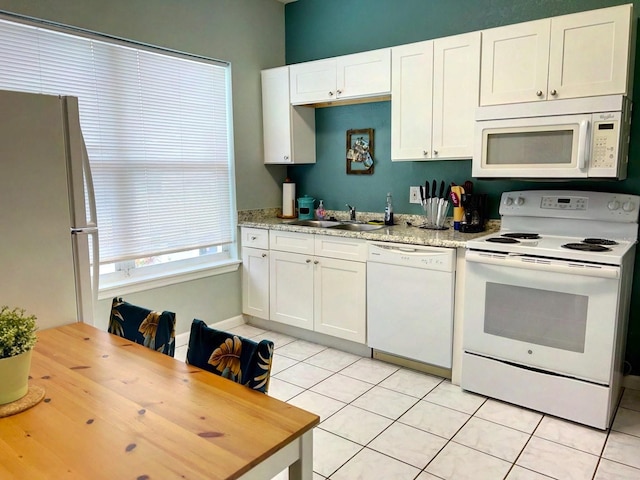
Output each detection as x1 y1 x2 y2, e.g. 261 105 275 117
536 90 543 97
314 260 319 265
306 259 312 263
328 91 334 96
433 150 438 156
550 89 557 96
336 89 343 95
261 253 267 258
284 155 289 160
423 150 428 156
250 236 257 240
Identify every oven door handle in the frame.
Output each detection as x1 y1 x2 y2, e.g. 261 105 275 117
466 251 619 279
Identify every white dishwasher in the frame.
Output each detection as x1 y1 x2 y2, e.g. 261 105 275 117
367 241 456 368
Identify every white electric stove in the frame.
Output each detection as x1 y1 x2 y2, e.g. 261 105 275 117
462 190 639 429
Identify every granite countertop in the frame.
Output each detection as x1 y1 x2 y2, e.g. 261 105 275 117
238 208 500 248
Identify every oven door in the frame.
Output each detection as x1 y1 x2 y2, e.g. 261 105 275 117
463 250 621 384
473 113 592 178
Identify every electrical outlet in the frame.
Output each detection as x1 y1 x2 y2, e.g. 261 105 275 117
409 186 421 204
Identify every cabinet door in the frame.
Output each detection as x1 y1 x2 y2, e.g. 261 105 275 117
314 257 366 343
241 247 269 319
262 67 292 164
432 32 480 159
289 58 337 105
548 4 632 100
269 250 314 330
391 41 433 161
337 48 391 100
262 67 316 164
480 19 551 105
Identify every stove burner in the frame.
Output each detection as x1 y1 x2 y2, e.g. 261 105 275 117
486 237 520 244
562 243 612 252
502 233 541 240
583 238 618 246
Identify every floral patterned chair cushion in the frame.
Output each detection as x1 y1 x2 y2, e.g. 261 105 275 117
186 319 274 394
108 297 176 357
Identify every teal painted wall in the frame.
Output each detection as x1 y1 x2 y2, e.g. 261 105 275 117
284 0 640 374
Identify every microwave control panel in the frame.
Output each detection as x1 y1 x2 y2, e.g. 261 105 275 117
591 118 620 169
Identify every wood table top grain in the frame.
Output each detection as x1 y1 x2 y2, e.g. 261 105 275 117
0 323 319 480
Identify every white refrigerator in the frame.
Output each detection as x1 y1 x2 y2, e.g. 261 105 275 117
0 89 98 329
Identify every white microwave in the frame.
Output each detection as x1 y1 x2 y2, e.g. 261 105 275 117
473 95 631 179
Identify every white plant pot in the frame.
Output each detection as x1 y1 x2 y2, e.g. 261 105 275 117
0 349 32 405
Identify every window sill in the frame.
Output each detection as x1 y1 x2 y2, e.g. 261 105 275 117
98 259 241 300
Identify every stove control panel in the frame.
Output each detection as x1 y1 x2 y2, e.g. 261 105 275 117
540 196 587 211
500 190 640 222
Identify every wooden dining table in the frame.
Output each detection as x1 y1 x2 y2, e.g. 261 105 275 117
0 323 319 479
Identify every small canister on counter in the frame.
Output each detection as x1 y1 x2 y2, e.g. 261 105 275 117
451 185 465 230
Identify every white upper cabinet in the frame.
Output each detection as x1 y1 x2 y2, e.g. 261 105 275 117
261 66 315 164
289 48 391 105
481 4 633 106
391 32 480 161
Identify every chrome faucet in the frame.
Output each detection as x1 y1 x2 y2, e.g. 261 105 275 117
346 204 356 221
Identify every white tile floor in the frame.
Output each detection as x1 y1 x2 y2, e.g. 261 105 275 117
175 325 640 480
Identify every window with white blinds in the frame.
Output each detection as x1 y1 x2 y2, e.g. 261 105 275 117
0 15 235 268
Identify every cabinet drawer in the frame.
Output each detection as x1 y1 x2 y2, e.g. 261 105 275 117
315 235 367 262
241 227 269 249
269 230 315 254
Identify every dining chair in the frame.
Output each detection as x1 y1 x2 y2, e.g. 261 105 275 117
186 319 274 394
108 297 176 357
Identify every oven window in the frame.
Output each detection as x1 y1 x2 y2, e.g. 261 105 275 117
486 130 574 165
484 282 588 352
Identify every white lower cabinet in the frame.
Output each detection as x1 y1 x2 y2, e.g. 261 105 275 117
241 247 270 319
241 228 270 319
269 250 314 330
268 231 367 344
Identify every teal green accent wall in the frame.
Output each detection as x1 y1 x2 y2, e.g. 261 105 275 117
284 0 640 374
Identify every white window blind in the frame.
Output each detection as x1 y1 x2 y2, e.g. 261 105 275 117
0 15 234 264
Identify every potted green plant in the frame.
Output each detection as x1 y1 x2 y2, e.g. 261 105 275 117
0 306 37 405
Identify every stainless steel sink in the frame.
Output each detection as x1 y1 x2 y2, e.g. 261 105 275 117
287 219 343 228
328 223 384 231
286 219 384 231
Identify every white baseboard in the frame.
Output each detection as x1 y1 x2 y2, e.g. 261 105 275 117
175 315 246 348
623 374 640 391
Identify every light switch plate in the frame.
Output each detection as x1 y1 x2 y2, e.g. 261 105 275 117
410 186 421 204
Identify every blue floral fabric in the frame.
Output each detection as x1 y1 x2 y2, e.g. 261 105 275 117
186 319 274 394
108 297 176 357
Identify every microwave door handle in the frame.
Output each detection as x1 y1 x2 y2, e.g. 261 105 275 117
577 120 590 171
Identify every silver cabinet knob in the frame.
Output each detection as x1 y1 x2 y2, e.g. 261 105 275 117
284 155 289 160
433 150 438 156
261 253 267 258
314 260 319 265
423 150 428 156
328 91 334 96
550 89 557 96
306 259 312 263
536 90 543 97
336 89 343 95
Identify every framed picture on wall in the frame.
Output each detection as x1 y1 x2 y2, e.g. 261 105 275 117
346 128 374 175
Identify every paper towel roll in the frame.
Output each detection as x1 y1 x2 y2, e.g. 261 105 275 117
282 182 296 217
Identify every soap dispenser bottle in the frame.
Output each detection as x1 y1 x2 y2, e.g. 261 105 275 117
384 192 394 226
316 200 326 220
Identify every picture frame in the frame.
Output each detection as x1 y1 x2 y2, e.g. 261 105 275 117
346 128 374 175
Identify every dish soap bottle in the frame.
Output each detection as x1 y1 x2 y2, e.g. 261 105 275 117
316 200 326 220
384 192 394 226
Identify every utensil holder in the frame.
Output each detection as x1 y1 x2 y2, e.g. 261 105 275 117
421 199 449 230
